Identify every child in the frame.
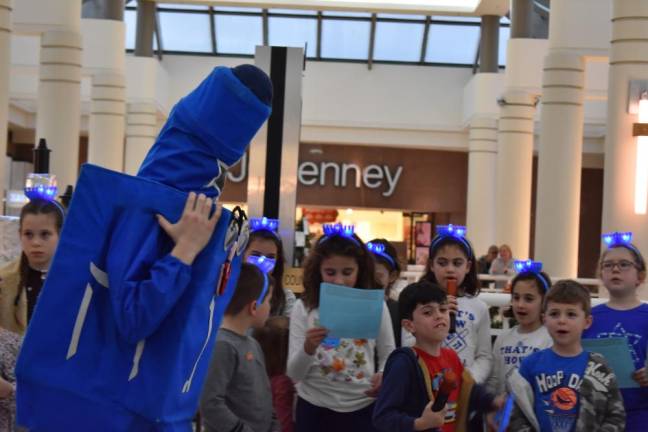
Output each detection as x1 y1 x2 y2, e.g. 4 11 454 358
368 238 402 346
0 197 63 333
200 262 276 432
288 224 395 432
244 217 296 318
373 281 502 432
410 225 492 385
509 280 626 431
488 261 553 395
253 316 295 432
583 232 648 431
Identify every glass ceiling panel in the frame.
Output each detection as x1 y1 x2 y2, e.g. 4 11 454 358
378 13 426 20
157 3 208 10
270 8 317 15
269 16 317 57
322 10 372 18
214 6 263 13
158 12 212 52
425 23 479 64
321 19 371 60
124 9 136 50
374 21 424 62
215 14 263 55
499 26 510 66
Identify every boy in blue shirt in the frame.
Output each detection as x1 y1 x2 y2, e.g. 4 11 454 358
509 280 625 431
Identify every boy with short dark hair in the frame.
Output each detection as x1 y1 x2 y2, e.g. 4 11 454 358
200 263 276 432
508 279 626 431
373 280 501 432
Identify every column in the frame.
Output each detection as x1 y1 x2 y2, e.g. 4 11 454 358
124 102 156 175
0 0 11 194
87 72 126 171
135 0 155 57
494 91 536 258
466 117 498 255
36 30 82 190
534 52 585 277
602 0 648 297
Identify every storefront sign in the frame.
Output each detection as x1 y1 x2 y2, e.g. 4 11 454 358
297 162 403 197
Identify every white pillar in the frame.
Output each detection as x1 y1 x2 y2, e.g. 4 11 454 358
124 102 156 175
602 0 648 298
495 91 536 258
534 52 585 278
36 30 82 190
466 116 498 255
0 0 10 195
87 72 125 171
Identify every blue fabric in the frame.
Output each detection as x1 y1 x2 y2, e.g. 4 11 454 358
584 303 648 431
519 349 589 432
15 66 271 431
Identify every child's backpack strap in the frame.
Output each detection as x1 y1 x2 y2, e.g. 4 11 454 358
410 347 435 402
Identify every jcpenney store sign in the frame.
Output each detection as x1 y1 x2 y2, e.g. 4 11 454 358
228 154 403 197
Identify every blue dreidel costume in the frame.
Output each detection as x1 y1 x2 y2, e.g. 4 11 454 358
15 66 272 431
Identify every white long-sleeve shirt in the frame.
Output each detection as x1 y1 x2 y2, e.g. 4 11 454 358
287 299 395 413
402 295 493 384
487 325 552 394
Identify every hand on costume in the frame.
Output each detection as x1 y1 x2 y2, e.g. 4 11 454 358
414 402 446 430
158 192 221 265
364 372 383 397
304 327 328 355
0 377 14 399
633 367 648 387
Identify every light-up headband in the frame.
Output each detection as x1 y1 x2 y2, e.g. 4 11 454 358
366 241 396 269
250 217 280 236
246 255 276 306
24 173 65 216
513 259 550 291
321 223 360 246
430 224 473 257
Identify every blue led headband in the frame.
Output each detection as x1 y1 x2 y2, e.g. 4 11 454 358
430 224 473 258
366 242 396 269
250 217 279 235
321 223 360 246
514 260 550 291
24 173 65 216
246 255 276 306
602 231 633 247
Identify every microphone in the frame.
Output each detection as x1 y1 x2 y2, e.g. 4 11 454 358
431 369 458 412
447 279 457 333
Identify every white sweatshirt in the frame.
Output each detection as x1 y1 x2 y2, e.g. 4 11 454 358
487 325 552 394
402 295 493 384
287 299 395 413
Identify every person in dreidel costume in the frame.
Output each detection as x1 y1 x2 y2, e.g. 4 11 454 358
15 65 272 431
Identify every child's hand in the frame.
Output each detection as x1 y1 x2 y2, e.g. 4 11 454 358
364 372 383 397
304 327 329 355
633 367 648 387
414 402 446 431
158 192 221 265
491 393 507 411
447 295 459 314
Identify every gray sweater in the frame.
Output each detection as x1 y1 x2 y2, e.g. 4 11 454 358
200 328 275 432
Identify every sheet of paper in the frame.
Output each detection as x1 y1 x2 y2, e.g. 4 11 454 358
318 283 384 339
582 337 639 389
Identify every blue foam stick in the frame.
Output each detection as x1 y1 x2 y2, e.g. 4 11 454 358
496 394 515 432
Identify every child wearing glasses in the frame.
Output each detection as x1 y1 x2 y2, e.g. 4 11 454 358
583 232 648 431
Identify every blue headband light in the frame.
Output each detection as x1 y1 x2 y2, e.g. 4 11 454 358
250 217 279 234
321 223 360 246
246 255 275 306
602 231 633 248
367 241 396 269
513 259 549 291
24 173 58 201
430 224 473 258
